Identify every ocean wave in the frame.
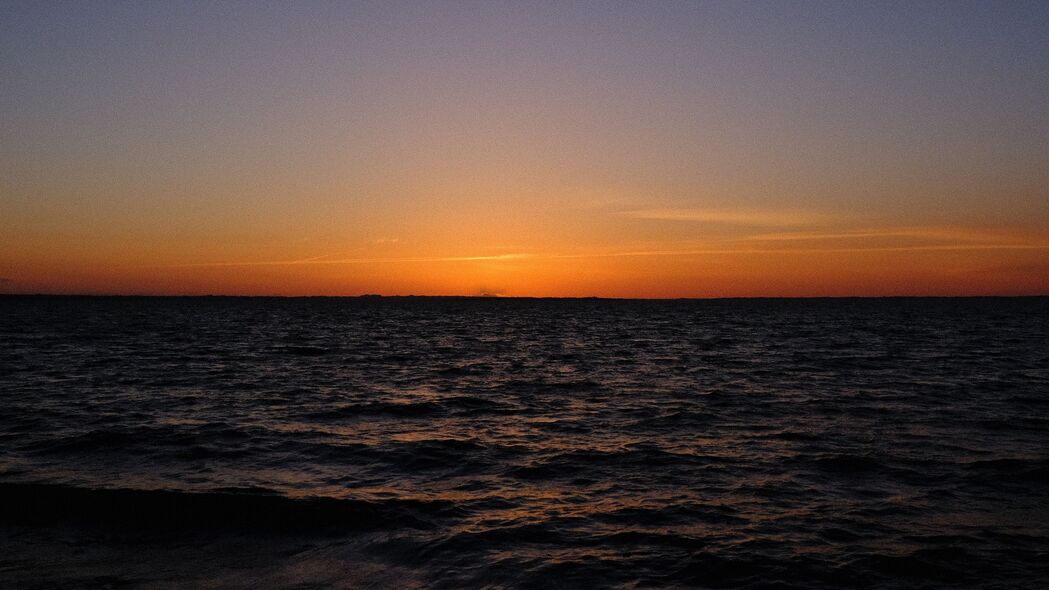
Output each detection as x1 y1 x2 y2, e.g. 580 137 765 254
306 401 446 420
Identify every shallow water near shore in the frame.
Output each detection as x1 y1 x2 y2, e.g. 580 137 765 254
2 295 1048 588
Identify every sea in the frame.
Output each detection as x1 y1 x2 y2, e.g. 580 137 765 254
1 295 1047 589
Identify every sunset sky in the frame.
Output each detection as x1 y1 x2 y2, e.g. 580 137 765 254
2 1 1048 297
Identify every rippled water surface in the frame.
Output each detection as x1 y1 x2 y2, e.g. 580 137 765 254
2 296 1048 588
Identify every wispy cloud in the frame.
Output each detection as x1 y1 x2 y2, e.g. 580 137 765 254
548 243 1049 260
544 224 1049 260
149 224 1049 270
541 241 1049 259
619 208 835 226
746 226 1041 244
576 196 635 210
436 254 532 262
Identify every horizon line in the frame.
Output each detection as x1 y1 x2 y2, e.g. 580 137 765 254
2 293 1047 301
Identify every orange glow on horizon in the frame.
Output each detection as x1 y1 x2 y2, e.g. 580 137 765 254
4 216 1047 297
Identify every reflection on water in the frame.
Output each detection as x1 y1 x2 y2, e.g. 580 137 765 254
1 296 1048 588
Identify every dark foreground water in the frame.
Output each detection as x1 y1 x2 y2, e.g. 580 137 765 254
1 296 1048 589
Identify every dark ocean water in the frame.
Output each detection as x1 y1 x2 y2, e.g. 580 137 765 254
1 295 1048 589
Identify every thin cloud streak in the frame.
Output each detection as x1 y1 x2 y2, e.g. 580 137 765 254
747 226 1043 244
548 243 1049 260
151 227 1049 270
619 208 837 226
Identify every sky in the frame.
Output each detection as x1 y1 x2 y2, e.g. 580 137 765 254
2 1 1048 297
